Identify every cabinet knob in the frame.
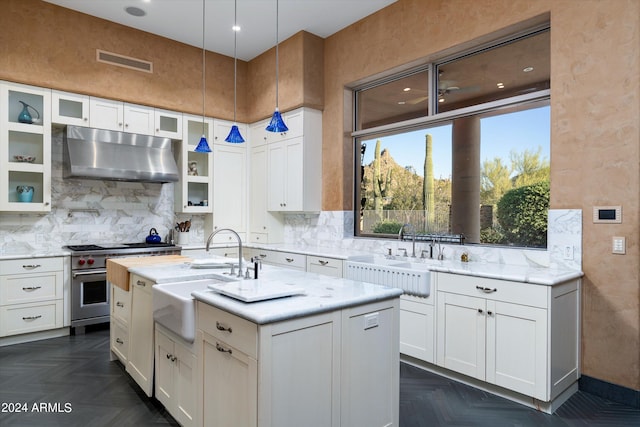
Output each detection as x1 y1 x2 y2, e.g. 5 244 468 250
116 338 124 344
116 301 124 307
477 308 483 314
487 311 493 316
84 117 88 121
136 280 146 287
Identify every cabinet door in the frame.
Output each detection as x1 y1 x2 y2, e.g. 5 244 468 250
436 292 486 380
306 256 343 278
154 108 182 139
123 103 154 135
212 143 246 233
89 97 123 131
174 339 196 427
126 276 154 396
283 137 304 211
155 328 175 409
486 300 548 400
202 337 257 427
267 142 285 211
51 90 89 126
400 295 435 363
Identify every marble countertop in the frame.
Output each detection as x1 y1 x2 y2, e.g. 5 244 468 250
0 242 70 260
180 242 371 260
131 260 403 325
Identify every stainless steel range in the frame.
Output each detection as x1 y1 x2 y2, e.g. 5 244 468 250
65 243 181 333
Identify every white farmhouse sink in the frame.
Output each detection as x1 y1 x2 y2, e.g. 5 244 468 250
345 255 436 297
152 278 233 343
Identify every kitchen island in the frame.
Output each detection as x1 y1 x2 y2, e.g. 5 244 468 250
110 257 403 427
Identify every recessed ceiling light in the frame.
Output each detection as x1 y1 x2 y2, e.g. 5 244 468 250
497 82 505 89
232 25 241 32
403 87 411 92
523 66 534 72
125 6 146 17
438 98 444 103
398 101 406 105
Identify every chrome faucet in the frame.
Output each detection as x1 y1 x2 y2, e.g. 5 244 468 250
205 228 243 278
399 223 416 258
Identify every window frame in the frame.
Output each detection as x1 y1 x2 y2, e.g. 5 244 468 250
352 25 550 241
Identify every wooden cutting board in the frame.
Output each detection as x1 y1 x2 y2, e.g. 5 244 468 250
107 255 191 291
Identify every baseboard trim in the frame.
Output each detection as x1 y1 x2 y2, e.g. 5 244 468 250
579 375 640 409
0 327 70 347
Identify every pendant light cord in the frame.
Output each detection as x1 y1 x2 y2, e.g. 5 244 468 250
202 0 206 126
233 0 238 123
275 0 279 109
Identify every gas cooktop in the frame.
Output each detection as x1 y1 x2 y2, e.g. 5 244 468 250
65 242 177 252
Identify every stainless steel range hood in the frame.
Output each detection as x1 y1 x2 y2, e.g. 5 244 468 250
63 126 179 183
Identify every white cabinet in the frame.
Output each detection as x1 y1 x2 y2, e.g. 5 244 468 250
248 134 283 244
126 273 155 396
306 255 344 278
399 294 435 363
0 257 64 338
156 324 196 427
154 108 182 139
51 90 89 126
252 249 306 271
435 273 580 402
207 119 247 243
0 81 52 212
196 297 399 427
110 284 131 364
265 108 304 144
89 97 154 134
265 107 321 212
175 114 214 213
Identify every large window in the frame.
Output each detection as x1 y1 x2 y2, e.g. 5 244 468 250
354 28 550 248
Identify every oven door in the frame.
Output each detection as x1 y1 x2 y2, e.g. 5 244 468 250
71 269 110 326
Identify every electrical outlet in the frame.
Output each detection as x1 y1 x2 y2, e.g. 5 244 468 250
563 245 574 260
612 236 626 255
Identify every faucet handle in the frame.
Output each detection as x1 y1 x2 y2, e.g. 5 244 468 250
398 248 408 257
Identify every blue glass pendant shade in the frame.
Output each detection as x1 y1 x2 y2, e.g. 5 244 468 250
224 124 245 143
265 109 289 133
194 134 212 153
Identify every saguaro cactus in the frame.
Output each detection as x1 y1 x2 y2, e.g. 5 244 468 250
423 134 434 230
373 140 391 221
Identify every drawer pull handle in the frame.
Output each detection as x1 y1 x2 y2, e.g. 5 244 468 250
22 286 42 291
319 260 329 266
23 315 42 320
22 264 41 270
258 254 267 259
116 338 124 344
476 285 497 293
116 301 124 307
487 311 493 316
477 309 483 314
137 280 146 287
216 343 232 354
216 321 232 333
285 258 294 263
166 353 177 362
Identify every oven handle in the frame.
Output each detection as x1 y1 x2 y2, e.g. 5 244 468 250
73 269 107 278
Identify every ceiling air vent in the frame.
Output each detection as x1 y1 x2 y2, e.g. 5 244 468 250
96 49 153 73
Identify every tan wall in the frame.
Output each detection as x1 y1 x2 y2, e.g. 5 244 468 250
2 0 639 391
323 0 640 391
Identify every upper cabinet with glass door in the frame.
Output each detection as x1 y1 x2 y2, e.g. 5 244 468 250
174 114 213 213
52 90 89 126
0 81 52 212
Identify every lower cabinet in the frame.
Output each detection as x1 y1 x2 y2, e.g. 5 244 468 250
306 255 344 278
196 298 399 427
109 283 130 364
399 294 435 363
126 273 155 397
155 324 196 427
251 249 306 271
435 272 579 402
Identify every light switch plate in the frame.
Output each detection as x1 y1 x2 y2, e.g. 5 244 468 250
612 236 626 254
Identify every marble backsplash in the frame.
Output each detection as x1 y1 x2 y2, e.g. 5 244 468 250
0 129 581 270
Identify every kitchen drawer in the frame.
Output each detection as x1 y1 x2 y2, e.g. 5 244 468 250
306 255 344 278
111 318 129 363
130 274 153 295
253 249 306 270
198 302 257 358
0 271 63 305
436 272 548 308
112 285 131 326
0 300 63 337
0 257 64 276
249 232 268 244
207 247 240 259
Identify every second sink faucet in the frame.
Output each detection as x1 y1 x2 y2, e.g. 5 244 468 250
205 228 243 278
399 223 416 258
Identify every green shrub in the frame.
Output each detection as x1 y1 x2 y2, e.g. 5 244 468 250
497 181 549 247
480 226 506 244
372 220 403 234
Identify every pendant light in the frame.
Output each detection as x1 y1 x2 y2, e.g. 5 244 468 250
265 0 288 133
194 0 212 153
225 0 245 143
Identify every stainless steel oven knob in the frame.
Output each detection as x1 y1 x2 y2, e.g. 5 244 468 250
87 258 95 265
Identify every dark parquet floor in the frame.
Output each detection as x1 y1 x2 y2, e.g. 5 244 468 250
1 326 639 427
